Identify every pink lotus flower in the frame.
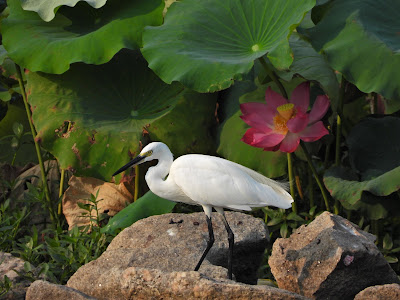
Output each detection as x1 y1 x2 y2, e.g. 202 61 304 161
240 82 330 153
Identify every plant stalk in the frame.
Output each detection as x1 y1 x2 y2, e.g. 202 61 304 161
15 64 55 223
300 141 330 212
258 57 295 209
258 57 288 98
58 122 71 216
134 165 139 201
286 152 297 213
335 76 346 166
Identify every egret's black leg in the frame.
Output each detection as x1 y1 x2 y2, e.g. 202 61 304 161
194 215 214 271
220 214 234 280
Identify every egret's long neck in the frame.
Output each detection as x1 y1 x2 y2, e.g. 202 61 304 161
145 152 174 198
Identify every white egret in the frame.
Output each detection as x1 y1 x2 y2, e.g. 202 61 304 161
112 142 293 280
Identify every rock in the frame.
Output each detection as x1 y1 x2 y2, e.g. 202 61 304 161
67 212 270 298
26 280 97 300
0 252 32 300
120 267 309 300
354 283 400 300
269 211 400 299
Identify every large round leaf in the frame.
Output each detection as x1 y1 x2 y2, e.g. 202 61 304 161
2 0 163 74
142 0 316 92
20 0 107 22
323 166 400 219
147 90 218 157
216 80 287 178
304 0 400 104
26 51 183 180
347 117 400 179
276 33 339 110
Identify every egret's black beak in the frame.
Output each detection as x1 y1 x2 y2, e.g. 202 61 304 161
112 155 145 177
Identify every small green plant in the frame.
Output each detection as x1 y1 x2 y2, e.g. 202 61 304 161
0 275 12 297
0 122 31 166
0 198 28 252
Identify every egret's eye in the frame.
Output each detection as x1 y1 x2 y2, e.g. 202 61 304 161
144 150 153 157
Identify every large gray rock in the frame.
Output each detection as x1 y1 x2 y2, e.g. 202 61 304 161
269 211 400 299
354 283 400 300
67 212 274 299
26 280 97 300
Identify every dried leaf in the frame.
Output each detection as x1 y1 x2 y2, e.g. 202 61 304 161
62 176 134 229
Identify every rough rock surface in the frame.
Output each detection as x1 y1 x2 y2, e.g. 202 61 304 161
67 212 272 298
269 211 400 299
354 283 400 300
26 280 97 300
0 252 33 300
119 267 309 300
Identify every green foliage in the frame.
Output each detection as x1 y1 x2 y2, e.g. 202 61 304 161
304 0 400 107
0 275 12 297
20 0 107 22
26 50 183 180
3 0 164 73
142 0 316 92
276 32 339 110
324 117 400 219
147 90 218 156
0 0 399 283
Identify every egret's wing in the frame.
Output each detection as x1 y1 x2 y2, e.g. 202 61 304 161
170 155 293 210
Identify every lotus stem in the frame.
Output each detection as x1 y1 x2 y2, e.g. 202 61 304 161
286 152 297 213
15 64 56 223
58 122 71 215
258 57 295 210
335 76 346 166
134 165 139 201
300 141 330 212
258 57 288 98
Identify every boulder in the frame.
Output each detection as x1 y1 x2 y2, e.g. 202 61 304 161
0 252 33 300
67 212 272 298
26 280 97 300
269 211 400 299
354 283 400 300
119 267 309 300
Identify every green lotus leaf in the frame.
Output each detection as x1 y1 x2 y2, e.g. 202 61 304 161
20 0 107 22
304 0 400 103
101 191 176 234
276 33 339 109
147 90 218 157
26 51 183 180
346 117 400 179
2 0 163 74
323 166 400 219
142 0 316 92
216 80 287 178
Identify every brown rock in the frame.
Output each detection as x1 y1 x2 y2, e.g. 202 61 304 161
67 212 270 298
120 267 309 300
354 283 400 300
269 211 400 299
26 280 97 300
106 211 267 284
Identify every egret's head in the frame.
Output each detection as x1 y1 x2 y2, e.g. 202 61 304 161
112 142 170 177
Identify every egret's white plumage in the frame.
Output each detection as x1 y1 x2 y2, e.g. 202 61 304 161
112 142 293 280
132 142 293 212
